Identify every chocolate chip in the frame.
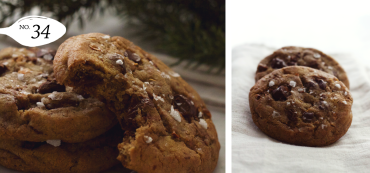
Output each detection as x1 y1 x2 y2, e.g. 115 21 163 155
0 64 8 76
271 86 290 101
308 61 319 68
271 58 287 69
317 79 326 90
38 80 66 94
125 50 141 62
304 81 316 91
257 64 268 72
302 112 315 123
287 110 298 123
21 141 45 149
173 94 197 123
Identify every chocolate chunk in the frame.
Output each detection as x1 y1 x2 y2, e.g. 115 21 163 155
0 64 9 76
308 61 319 68
271 58 287 69
271 86 290 101
38 80 66 94
126 97 154 129
257 64 268 72
291 54 299 62
317 79 326 90
302 112 314 123
287 110 298 123
304 81 316 91
173 94 197 123
125 50 141 62
287 62 297 66
21 141 45 150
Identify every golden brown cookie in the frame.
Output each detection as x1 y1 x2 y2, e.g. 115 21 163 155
255 46 350 88
53 33 220 173
0 47 117 143
0 126 122 173
249 66 353 146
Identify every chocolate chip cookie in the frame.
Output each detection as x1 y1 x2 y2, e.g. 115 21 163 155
249 66 353 146
255 46 350 88
0 125 122 173
0 47 117 143
54 33 220 173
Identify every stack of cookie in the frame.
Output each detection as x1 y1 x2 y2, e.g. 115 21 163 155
249 47 353 146
0 33 220 173
0 47 121 172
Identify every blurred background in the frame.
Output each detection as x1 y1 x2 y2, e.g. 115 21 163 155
0 0 225 172
230 0 370 81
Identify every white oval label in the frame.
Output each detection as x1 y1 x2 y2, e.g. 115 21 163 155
0 16 66 47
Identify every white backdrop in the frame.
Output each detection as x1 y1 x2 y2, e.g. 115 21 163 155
229 0 370 71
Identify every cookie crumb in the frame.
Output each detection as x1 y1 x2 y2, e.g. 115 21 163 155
36 102 45 108
170 105 181 122
17 73 24 81
116 59 123 65
269 80 275 87
335 83 341 89
144 136 153 143
199 119 208 129
198 111 203 118
313 53 321 58
289 81 296 87
46 140 61 147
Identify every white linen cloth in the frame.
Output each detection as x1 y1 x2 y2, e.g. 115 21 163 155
232 44 370 173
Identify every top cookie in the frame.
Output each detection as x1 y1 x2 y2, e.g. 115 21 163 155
255 46 350 88
0 47 117 143
54 33 220 173
249 66 353 146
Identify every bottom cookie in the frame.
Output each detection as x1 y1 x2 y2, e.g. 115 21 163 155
0 126 123 173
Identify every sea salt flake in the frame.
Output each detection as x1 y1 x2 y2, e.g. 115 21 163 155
313 53 321 58
161 72 171 79
153 93 164 102
335 83 341 89
287 102 290 105
116 59 123 65
2 62 9 65
198 111 203 118
289 81 296 87
77 95 84 101
272 111 280 118
169 71 180 77
321 124 327 129
30 78 36 83
343 100 347 105
344 91 347 96
17 73 24 81
176 103 182 106
144 136 153 143
46 140 61 147
149 61 154 65
328 66 333 70
269 81 275 87
102 35 110 39
43 54 53 61
191 101 194 105
199 119 208 129
143 84 146 91
170 105 181 122
298 88 304 92
48 91 62 100
27 53 35 57
36 102 45 108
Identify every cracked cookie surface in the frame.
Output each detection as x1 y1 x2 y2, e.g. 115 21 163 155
0 47 117 143
0 125 122 173
249 66 353 146
255 46 350 88
54 33 220 173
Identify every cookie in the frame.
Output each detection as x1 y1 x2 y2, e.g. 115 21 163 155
53 33 220 173
249 66 353 146
0 47 117 143
255 46 350 88
0 125 122 173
